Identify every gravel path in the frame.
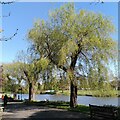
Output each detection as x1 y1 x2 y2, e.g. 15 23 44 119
0 102 89 119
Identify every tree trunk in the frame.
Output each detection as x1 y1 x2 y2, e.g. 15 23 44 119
29 83 32 101
69 52 79 108
70 80 77 108
68 68 77 108
29 82 36 101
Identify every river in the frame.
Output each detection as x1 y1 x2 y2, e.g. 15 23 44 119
17 94 120 106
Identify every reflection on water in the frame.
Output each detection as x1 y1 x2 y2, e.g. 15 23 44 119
17 94 119 106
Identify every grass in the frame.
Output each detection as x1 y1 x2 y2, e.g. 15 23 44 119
77 90 118 97
24 100 90 115
69 104 90 114
56 90 119 97
24 101 120 119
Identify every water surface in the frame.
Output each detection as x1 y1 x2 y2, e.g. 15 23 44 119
17 94 119 106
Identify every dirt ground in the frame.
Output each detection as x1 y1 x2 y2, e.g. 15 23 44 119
0 102 89 120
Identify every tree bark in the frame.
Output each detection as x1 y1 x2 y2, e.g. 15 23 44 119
70 80 77 108
68 68 77 108
69 54 78 108
29 82 36 101
29 83 32 101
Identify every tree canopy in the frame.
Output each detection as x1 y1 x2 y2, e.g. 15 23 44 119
29 3 116 70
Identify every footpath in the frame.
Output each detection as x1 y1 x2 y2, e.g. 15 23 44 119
0 102 89 119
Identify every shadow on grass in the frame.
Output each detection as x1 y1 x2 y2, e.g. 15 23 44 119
24 101 90 114
27 109 89 120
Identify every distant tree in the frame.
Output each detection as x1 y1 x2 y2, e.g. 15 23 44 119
28 3 116 108
2 74 19 93
110 77 119 90
15 50 49 101
58 72 69 92
2 62 23 93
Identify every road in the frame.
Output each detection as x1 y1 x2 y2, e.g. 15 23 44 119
0 102 89 119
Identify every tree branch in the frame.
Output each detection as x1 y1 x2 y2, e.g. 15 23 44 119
90 0 104 5
0 1 15 4
23 70 30 83
0 29 18 41
81 52 90 63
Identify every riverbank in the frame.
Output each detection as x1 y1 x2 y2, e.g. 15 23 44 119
55 90 119 97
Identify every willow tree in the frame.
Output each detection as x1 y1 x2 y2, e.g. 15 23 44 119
15 50 50 101
28 3 116 108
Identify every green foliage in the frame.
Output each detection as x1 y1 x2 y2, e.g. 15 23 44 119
2 78 19 93
2 62 24 93
28 3 116 75
36 57 49 70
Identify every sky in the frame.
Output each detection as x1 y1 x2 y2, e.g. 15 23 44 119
0 1 118 64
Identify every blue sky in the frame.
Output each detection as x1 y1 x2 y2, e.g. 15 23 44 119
1 2 118 63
